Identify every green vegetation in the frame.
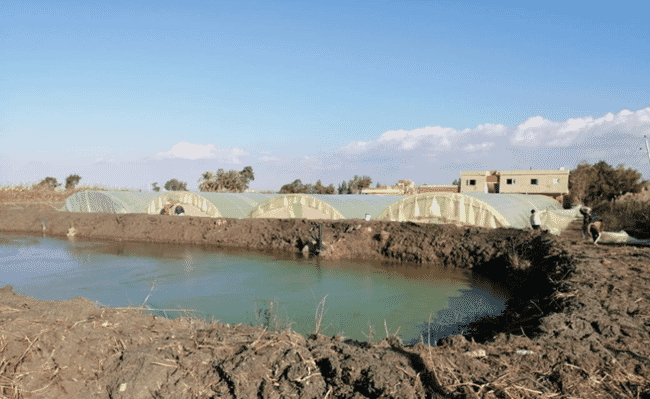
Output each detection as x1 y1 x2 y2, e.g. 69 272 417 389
278 175 372 194
279 179 336 194
338 175 372 194
164 178 188 191
198 166 255 193
569 161 647 206
151 182 161 192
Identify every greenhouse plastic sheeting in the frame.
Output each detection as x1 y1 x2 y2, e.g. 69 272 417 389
61 191 165 214
593 231 650 246
249 194 406 220
540 206 582 235
143 192 279 218
376 193 573 233
189 193 279 218
62 191 279 218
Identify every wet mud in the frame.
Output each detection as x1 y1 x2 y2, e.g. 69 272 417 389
0 205 649 398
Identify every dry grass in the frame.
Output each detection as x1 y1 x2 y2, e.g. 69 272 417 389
593 195 650 239
430 350 650 398
313 294 329 335
615 188 650 203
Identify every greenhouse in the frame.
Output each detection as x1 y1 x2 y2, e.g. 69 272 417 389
168 192 278 218
375 192 578 234
248 194 406 220
60 190 579 234
62 191 279 218
61 191 164 214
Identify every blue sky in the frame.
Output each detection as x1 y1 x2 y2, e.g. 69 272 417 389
2 0 649 191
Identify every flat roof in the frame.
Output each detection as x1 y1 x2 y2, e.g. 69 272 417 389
461 169 569 176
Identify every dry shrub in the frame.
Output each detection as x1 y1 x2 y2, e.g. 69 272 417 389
593 195 650 239
507 250 531 270
616 188 650 203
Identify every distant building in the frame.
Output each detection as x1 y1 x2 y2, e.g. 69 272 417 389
417 185 460 194
362 180 459 195
362 180 416 196
460 169 569 199
361 186 405 195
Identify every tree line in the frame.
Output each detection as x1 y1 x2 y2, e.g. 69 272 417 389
39 161 647 203
569 161 648 206
154 170 374 195
279 175 373 194
32 174 82 190
149 166 255 193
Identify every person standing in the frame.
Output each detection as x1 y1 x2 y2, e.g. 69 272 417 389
530 209 541 230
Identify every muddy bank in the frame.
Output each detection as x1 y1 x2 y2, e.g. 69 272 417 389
1 207 650 398
2 206 548 274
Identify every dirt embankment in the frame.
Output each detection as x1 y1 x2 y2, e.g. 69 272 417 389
1 205 548 272
1 206 649 398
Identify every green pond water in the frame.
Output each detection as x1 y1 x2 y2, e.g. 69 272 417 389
0 234 509 344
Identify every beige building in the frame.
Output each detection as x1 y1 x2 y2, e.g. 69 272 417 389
417 185 460 194
362 180 417 196
460 169 569 198
362 180 460 196
360 186 405 195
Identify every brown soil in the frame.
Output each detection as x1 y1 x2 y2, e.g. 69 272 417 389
1 205 649 398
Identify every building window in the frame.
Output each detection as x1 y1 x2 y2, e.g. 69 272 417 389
466 179 476 186
531 178 539 185
506 178 516 185
553 178 560 184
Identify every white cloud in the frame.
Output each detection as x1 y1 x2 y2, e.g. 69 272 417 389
512 107 650 147
8 108 649 191
462 142 495 152
156 142 247 163
340 140 374 154
469 123 508 136
560 117 592 133
338 108 649 157
331 107 650 185
342 122 506 156
379 126 457 141
510 116 557 146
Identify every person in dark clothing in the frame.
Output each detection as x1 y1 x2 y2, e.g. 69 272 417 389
530 209 541 230
580 206 603 244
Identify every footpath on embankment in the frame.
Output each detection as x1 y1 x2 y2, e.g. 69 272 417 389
0 205 649 398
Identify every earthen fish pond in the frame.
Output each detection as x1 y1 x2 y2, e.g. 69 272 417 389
0 233 510 344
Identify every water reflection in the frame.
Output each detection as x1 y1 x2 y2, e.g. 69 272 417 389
413 285 509 345
0 233 509 343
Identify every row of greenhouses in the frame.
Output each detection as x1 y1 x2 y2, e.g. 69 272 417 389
61 190 581 234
